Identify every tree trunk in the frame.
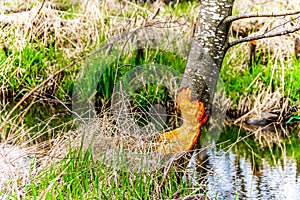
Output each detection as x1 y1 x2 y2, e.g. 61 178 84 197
181 0 235 115
180 0 235 181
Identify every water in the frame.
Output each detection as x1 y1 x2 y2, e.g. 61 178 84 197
202 126 300 200
205 148 300 199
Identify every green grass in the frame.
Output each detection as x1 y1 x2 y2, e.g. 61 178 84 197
0 42 78 100
164 0 201 18
1 0 300 199
5 149 205 199
221 46 300 106
95 48 186 107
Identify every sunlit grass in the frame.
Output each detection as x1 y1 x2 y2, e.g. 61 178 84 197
2 146 206 199
1 0 300 199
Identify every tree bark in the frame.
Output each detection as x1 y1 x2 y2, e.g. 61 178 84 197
181 0 235 115
179 1 235 178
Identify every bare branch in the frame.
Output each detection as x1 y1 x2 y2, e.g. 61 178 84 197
263 15 300 34
224 10 300 24
227 26 300 49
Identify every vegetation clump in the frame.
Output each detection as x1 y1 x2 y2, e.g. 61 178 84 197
0 0 300 198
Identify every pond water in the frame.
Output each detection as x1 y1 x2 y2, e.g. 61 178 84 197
203 126 300 200
206 147 300 199
2 101 300 199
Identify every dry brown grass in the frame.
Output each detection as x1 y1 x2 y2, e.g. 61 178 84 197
0 0 196 193
1 1 103 58
0 0 196 57
0 0 299 197
226 0 300 127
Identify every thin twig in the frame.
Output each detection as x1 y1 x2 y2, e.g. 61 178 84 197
151 8 160 20
224 9 300 24
264 15 300 35
227 25 300 49
46 93 86 124
32 0 46 20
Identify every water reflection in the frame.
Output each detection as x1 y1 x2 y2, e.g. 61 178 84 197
203 126 300 199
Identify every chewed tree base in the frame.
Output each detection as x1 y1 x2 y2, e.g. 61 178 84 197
157 87 208 155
